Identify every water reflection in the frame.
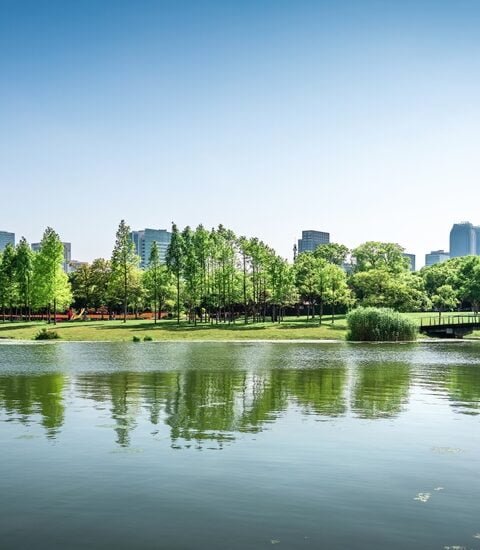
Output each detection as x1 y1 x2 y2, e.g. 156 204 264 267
0 373 65 438
1 343 480 446
352 362 411 419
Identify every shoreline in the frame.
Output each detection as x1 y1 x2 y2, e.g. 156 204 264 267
0 337 476 345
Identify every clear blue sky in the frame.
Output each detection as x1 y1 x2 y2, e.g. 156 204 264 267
2 0 480 265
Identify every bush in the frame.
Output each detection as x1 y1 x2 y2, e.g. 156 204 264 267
346 307 417 342
143 335 153 341
132 336 141 342
34 328 61 341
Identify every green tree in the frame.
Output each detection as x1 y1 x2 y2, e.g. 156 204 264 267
32 227 72 324
0 244 17 321
294 252 321 320
70 263 92 310
431 284 459 320
166 223 185 324
110 220 140 322
314 243 350 266
89 258 111 317
15 237 34 320
324 264 352 323
352 242 409 274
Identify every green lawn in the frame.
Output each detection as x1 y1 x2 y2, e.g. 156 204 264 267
0 312 478 342
0 315 349 342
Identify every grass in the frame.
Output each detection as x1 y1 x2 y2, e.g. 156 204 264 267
0 315 349 342
0 312 478 342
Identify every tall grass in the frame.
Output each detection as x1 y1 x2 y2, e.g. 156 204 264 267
346 307 417 342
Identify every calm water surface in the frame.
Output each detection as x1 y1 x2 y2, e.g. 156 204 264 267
1 341 480 549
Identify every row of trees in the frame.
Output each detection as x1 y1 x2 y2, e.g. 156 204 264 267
2 221 480 324
0 229 71 323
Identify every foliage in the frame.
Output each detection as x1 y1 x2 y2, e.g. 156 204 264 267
346 307 417 341
431 285 459 319
34 328 60 340
314 243 350 266
350 269 430 312
15 237 34 317
143 335 153 341
352 242 409 274
110 220 140 322
132 335 141 342
32 228 72 323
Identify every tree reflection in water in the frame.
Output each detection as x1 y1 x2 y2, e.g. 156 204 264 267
1 343 480 446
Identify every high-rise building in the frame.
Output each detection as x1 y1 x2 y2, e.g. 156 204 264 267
403 253 416 271
476 227 480 256
130 228 172 268
31 241 72 273
0 231 15 252
297 230 330 254
450 222 477 257
425 250 450 267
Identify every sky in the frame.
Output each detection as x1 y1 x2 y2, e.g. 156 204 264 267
1 0 480 266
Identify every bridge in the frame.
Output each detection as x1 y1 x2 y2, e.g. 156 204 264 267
419 315 480 339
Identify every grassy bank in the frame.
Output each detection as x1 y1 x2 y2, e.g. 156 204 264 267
0 316 349 342
0 312 478 342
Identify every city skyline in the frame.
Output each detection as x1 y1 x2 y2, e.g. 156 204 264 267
2 1 480 265
2 218 479 269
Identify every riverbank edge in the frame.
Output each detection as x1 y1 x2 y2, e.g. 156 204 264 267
0 337 476 345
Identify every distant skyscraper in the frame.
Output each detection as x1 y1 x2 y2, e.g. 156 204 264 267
0 231 15 252
31 241 72 273
425 250 450 267
476 227 480 255
403 253 416 271
130 228 172 268
297 230 330 254
450 222 476 258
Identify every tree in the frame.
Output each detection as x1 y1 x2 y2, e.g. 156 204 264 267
314 243 350 266
324 264 352 323
351 269 430 312
32 227 72 324
144 253 174 323
457 256 480 314
89 258 111 317
166 223 185 325
0 244 17 321
70 263 92 310
431 285 459 320
352 242 409 274
294 253 323 320
15 237 34 320
268 255 295 322
110 220 140 322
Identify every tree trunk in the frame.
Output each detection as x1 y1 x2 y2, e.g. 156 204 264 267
176 274 180 324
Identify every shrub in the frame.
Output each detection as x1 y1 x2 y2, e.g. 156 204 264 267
132 335 141 342
346 307 417 342
34 328 60 341
143 335 153 341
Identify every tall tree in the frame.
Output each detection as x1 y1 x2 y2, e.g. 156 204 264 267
15 237 34 320
32 227 72 324
166 223 185 325
0 244 17 321
110 220 140 322
146 242 161 323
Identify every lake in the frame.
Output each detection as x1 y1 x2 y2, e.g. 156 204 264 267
1 341 480 549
